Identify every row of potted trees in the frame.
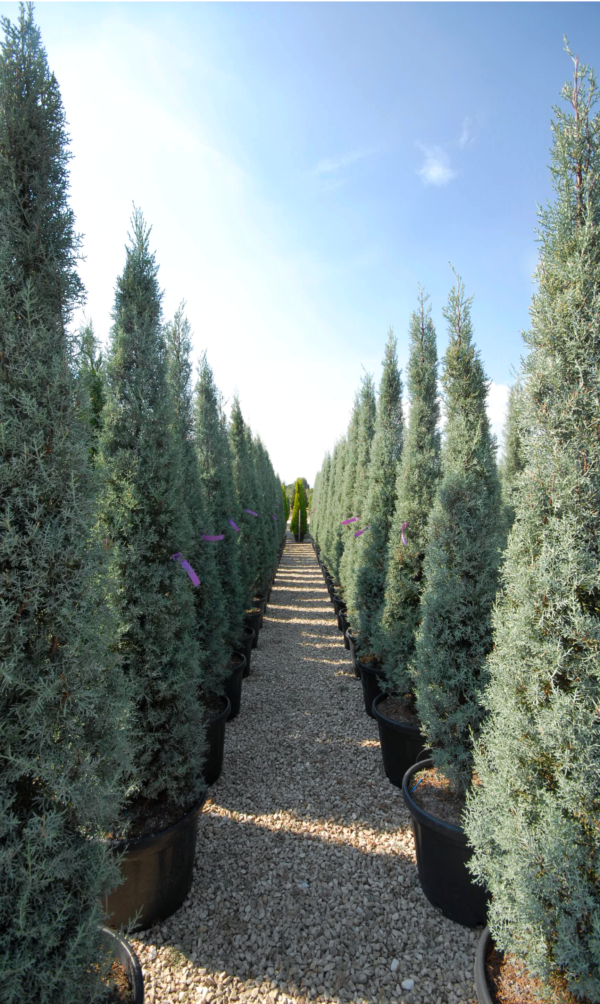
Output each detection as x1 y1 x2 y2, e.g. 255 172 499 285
312 46 600 1004
0 7 286 1002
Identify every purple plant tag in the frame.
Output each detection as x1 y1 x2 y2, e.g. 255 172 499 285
244 509 258 517
341 517 358 525
354 525 371 538
228 519 239 532
202 534 224 541
401 522 409 546
172 553 200 587
271 515 278 521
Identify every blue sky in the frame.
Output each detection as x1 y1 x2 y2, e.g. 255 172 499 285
7 2 600 484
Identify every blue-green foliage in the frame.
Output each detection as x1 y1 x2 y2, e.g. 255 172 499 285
413 272 502 793
378 290 440 696
465 48 600 1002
339 374 377 609
0 6 131 1000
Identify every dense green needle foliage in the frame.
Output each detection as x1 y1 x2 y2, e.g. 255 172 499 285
412 272 503 792
378 292 440 692
0 5 131 1001
339 374 377 602
290 477 308 538
498 377 526 530
165 304 229 693
465 48 600 1001
282 482 290 521
350 331 403 651
194 355 245 648
76 320 106 458
98 208 206 818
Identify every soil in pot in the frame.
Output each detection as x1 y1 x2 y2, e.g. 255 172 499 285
223 651 246 720
480 930 585 1004
372 694 428 788
202 694 231 786
99 928 144 1004
402 758 489 927
357 657 385 718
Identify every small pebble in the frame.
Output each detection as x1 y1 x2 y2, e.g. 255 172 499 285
401 978 415 991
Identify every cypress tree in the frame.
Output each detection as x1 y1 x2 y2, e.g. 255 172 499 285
339 373 377 598
378 290 441 696
194 355 245 648
322 437 347 579
412 271 503 792
350 331 404 649
282 482 290 522
98 207 205 820
290 477 308 539
465 48 600 1001
76 320 106 458
165 304 229 693
0 5 131 1000
230 396 260 607
499 377 526 530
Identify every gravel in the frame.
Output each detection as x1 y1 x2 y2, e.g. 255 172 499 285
130 535 481 1004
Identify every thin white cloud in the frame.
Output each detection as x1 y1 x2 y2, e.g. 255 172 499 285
457 116 475 150
312 147 379 177
416 143 458 187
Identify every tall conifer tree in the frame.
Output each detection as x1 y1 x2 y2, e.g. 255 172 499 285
413 272 502 792
98 208 205 817
165 304 229 692
194 356 245 647
378 291 440 695
230 396 260 606
350 331 403 649
465 49 600 1001
499 377 526 530
339 373 377 598
0 6 131 1000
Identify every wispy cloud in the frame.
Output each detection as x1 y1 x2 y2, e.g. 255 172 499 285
416 143 458 187
457 116 475 150
312 147 380 177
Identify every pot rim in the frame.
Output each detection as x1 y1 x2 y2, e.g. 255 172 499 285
229 650 247 674
357 657 384 678
205 694 231 726
242 626 255 642
372 693 423 736
474 926 493 1004
344 629 356 644
100 926 144 1004
105 791 207 853
401 758 468 843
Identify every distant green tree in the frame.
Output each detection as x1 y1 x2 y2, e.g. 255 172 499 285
378 290 440 696
412 271 503 793
165 304 229 693
290 477 308 538
0 5 131 1001
322 438 347 580
76 320 106 457
194 355 245 648
282 482 290 521
465 48 600 1002
98 208 205 818
230 396 261 606
350 330 404 649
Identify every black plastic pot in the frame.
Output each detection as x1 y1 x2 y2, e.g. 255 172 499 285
224 651 246 720
332 593 345 615
358 658 385 718
345 630 361 678
101 927 144 1003
402 758 489 927
340 612 350 648
372 694 428 788
103 793 206 931
474 927 493 1004
203 695 231 786
336 602 347 632
240 626 255 677
244 608 262 649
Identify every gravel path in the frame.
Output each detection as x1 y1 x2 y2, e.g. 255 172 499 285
132 536 480 1004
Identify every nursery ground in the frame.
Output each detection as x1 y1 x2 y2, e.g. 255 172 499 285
131 535 481 1004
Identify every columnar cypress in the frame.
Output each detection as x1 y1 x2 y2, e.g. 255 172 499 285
76 320 106 458
194 355 244 648
322 437 347 579
465 49 600 1001
230 396 260 607
165 304 229 693
339 373 377 597
290 477 308 538
378 290 440 695
0 5 131 1000
350 331 404 649
98 208 205 818
413 272 503 792
499 377 526 530
282 481 290 522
